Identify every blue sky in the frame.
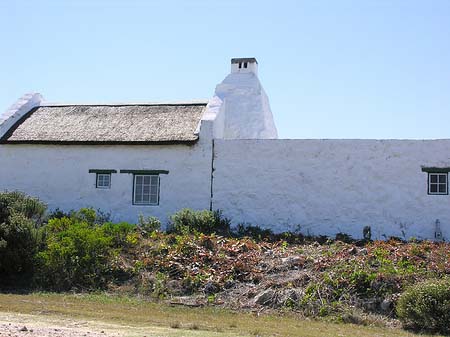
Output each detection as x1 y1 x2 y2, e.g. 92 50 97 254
1 0 449 139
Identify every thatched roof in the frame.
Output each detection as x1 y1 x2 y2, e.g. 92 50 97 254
1 102 207 144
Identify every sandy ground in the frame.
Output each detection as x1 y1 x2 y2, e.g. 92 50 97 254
0 311 201 337
0 311 232 337
0 311 132 337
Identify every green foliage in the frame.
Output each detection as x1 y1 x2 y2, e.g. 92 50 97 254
396 278 450 334
232 224 310 243
348 269 377 296
152 272 169 299
335 232 354 244
0 191 46 284
102 222 137 246
138 214 161 236
168 209 230 235
36 208 136 290
47 207 111 225
234 224 274 241
37 220 111 290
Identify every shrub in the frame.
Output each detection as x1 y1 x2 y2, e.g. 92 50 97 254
335 232 354 244
234 224 274 241
36 209 136 290
168 209 230 235
102 222 137 246
37 219 112 290
138 214 161 236
0 191 46 284
396 278 450 334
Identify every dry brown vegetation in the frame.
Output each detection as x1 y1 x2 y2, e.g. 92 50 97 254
113 232 449 324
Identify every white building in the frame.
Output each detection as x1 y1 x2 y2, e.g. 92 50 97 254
0 58 448 240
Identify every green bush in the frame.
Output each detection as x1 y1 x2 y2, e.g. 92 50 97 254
234 224 274 241
138 214 161 236
102 222 137 246
396 278 450 334
36 208 136 290
48 207 111 225
0 191 46 284
168 209 230 235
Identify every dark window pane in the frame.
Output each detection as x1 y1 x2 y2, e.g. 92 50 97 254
430 174 438 183
439 174 447 183
439 184 447 193
97 174 111 188
430 184 438 193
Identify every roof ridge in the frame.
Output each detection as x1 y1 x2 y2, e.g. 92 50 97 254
41 99 209 107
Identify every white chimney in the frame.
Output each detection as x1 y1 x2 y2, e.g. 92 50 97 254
208 58 278 139
230 57 258 76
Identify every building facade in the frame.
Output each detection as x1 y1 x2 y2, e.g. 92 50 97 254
1 58 449 240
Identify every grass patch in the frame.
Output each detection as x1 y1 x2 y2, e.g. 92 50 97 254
0 292 437 337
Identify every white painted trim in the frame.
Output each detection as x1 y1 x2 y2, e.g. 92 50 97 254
0 93 43 139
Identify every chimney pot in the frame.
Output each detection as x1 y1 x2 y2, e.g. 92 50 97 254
230 57 258 75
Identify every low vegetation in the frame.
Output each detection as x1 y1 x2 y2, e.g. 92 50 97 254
35 208 137 290
0 292 437 337
397 278 450 334
0 191 46 284
0 191 449 334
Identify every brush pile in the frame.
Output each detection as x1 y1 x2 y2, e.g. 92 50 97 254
114 232 449 320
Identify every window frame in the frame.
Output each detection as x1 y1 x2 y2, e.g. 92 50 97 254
96 173 111 189
89 169 116 189
427 172 448 195
132 174 160 206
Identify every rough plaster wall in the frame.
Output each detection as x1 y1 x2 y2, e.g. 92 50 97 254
0 121 214 226
213 72 278 139
212 139 450 240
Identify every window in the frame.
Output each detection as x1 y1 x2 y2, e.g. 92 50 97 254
89 169 116 189
133 174 159 205
428 173 448 195
96 173 111 189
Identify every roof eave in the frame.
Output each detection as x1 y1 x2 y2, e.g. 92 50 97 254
0 139 199 146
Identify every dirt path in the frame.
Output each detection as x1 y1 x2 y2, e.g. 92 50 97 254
0 311 223 337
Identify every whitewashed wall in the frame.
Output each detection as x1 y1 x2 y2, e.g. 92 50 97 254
0 122 214 225
212 68 278 139
3 115 450 240
212 139 450 240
